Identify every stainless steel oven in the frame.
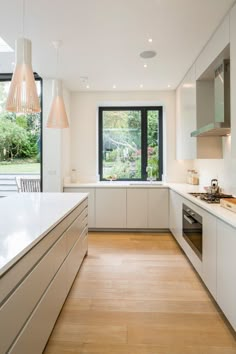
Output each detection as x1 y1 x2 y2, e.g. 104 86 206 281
182 204 202 260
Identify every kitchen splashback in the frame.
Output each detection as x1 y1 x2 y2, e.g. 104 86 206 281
194 136 236 195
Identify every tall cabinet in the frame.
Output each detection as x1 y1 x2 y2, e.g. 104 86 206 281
230 3 236 157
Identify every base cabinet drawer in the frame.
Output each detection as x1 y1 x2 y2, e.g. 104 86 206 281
0 198 88 354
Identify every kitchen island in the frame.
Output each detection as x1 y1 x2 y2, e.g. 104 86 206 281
0 193 88 354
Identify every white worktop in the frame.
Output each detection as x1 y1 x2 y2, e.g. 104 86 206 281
0 193 87 276
169 183 236 228
64 181 168 188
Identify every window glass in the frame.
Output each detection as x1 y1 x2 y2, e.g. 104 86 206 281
99 107 163 181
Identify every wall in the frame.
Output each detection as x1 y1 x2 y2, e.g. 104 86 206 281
42 79 71 192
194 136 236 194
70 90 192 183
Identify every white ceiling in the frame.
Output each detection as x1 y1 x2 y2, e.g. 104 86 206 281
0 0 235 91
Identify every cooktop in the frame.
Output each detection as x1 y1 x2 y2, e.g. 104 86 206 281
189 192 233 204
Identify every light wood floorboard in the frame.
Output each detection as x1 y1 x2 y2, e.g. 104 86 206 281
44 232 236 354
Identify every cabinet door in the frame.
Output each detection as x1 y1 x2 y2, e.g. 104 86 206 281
148 189 169 228
127 189 147 228
202 212 217 299
195 15 230 79
95 188 126 228
176 64 197 160
230 4 236 158
64 187 95 228
169 190 183 245
217 220 236 331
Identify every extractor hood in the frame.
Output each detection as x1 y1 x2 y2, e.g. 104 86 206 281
191 60 230 137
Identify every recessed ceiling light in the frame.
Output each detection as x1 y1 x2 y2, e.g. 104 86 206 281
140 51 156 59
148 38 153 43
86 85 90 89
140 84 143 88
144 64 147 68
0 37 13 52
113 84 116 89
168 84 171 88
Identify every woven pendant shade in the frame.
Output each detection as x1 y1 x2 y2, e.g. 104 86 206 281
47 79 69 128
6 38 41 113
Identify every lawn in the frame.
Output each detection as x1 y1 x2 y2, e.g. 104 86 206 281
0 163 40 173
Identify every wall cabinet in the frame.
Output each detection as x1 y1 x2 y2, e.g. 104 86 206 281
95 188 126 228
176 64 197 160
195 15 230 79
230 4 236 158
217 219 236 331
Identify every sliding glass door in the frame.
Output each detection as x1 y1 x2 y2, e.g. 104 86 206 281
0 73 43 192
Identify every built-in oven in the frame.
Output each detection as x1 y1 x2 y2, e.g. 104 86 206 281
182 204 202 260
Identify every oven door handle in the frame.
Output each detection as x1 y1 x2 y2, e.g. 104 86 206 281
184 214 196 225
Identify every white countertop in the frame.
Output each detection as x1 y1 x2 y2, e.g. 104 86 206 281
64 181 168 188
0 193 87 276
169 183 236 228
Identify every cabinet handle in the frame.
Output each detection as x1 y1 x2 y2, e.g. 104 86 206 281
184 214 195 225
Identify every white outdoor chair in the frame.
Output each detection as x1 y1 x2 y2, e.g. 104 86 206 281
16 178 41 192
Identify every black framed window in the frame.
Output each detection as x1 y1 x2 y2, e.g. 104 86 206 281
0 73 43 190
99 106 163 181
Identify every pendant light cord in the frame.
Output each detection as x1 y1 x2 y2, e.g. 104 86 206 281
22 0 25 37
56 46 59 79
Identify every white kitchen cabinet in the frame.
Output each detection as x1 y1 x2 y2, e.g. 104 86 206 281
176 64 197 160
64 187 95 228
148 188 169 228
202 211 217 299
95 188 126 228
169 190 183 246
127 189 148 228
217 219 236 331
176 64 222 160
195 15 230 79
0 197 88 354
230 4 236 158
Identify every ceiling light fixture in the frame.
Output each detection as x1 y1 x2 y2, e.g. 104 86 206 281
144 64 147 68
86 84 90 89
148 38 153 43
113 84 116 89
140 84 143 88
168 84 171 88
6 0 40 113
140 51 156 59
47 41 69 129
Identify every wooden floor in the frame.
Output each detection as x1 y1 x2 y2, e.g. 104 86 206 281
44 232 236 354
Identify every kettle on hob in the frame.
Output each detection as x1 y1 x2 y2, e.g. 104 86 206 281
210 179 219 194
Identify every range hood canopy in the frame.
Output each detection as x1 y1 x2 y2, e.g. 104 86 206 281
191 60 230 137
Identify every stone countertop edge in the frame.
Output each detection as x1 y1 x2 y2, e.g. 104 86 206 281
0 193 88 277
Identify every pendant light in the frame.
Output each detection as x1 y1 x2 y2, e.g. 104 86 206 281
6 0 41 113
46 41 69 129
